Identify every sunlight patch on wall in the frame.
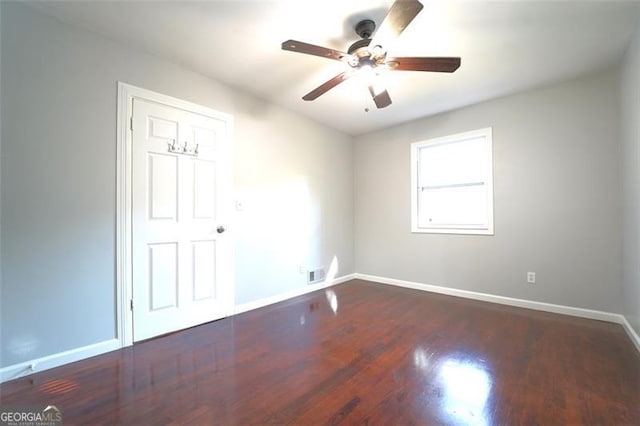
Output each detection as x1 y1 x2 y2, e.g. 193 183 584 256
235 179 314 296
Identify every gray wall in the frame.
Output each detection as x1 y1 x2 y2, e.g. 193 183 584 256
0 3 354 368
621 26 640 335
1 0 635 370
354 70 622 313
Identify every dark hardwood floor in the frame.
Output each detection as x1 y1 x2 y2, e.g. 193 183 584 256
1 279 639 425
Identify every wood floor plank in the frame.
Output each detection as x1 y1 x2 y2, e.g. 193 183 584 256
1 280 638 425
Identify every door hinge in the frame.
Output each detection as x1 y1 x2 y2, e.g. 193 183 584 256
130 299 134 311
130 117 133 131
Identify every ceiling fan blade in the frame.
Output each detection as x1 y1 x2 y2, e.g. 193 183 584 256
386 57 461 72
282 39 350 62
370 0 424 49
369 86 392 108
303 72 351 101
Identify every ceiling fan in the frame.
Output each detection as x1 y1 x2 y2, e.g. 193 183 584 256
281 0 460 109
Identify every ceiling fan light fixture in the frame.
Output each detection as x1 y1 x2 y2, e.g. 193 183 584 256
344 55 359 67
358 63 375 83
358 63 386 96
369 44 386 59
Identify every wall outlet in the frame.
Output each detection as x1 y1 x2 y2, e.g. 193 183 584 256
527 272 536 284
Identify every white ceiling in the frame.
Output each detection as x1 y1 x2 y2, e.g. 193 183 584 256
28 1 640 135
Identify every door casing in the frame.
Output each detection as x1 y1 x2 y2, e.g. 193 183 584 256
116 82 234 347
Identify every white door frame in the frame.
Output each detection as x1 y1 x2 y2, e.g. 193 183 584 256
116 82 234 347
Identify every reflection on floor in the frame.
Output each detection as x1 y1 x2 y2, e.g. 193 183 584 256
2 279 639 424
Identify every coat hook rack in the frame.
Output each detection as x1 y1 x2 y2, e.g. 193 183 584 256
167 139 199 157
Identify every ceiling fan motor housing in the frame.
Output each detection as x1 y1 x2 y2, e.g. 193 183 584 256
348 38 372 56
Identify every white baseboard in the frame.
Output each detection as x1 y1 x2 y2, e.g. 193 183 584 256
621 316 640 352
0 274 357 385
3 271 636 384
0 338 121 383
355 273 640 353
354 273 623 324
234 273 356 315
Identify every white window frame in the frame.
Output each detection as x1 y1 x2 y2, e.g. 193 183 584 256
411 127 494 235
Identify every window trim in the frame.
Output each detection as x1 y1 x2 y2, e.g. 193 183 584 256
410 127 494 235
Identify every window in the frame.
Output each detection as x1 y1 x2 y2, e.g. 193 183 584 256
411 127 494 235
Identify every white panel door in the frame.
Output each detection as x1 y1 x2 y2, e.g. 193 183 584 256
132 98 232 342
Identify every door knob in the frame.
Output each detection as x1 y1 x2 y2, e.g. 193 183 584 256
216 226 225 234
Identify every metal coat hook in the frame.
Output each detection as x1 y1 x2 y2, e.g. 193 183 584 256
167 139 199 157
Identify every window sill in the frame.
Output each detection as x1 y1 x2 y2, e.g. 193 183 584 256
411 227 494 236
